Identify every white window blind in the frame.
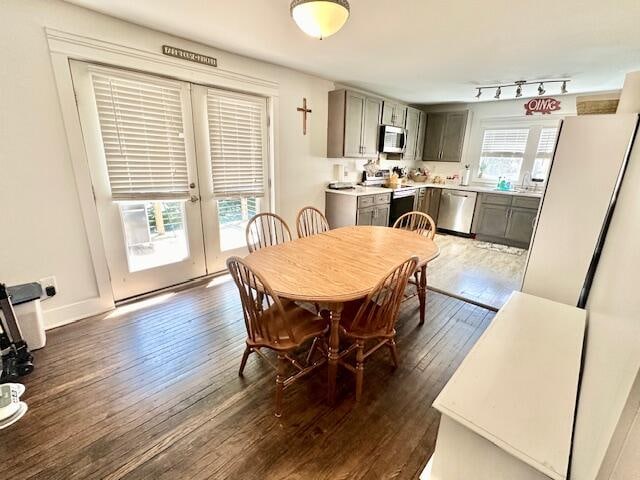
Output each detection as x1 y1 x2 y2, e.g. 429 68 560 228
481 129 530 157
207 89 267 198
479 128 530 181
91 69 190 201
535 127 559 158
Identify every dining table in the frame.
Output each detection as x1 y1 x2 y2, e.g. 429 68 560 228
243 225 440 404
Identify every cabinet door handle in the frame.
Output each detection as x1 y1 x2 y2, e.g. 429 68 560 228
505 209 509 219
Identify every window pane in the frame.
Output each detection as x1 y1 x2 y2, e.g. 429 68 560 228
120 201 189 272
479 156 523 181
217 197 260 251
532 158 551 180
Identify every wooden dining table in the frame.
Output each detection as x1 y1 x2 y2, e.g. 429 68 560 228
243 225 440 403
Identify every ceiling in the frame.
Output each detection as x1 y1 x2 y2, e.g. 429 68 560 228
64 0 640 104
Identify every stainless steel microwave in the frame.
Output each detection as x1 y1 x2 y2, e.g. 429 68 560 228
378 125 407 154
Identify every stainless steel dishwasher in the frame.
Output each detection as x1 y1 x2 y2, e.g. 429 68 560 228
437 189 478 234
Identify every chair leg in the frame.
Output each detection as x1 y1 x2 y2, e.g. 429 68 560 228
239 345 251 376
418 266 427 325
387 338 399 368
275 353 286 418
355 340 365 402
306 337 319 365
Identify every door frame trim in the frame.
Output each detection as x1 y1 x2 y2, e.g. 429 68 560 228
47 28 279 318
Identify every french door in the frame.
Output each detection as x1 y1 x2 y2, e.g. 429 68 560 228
70 61 270 301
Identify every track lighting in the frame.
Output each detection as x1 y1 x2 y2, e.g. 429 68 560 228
473 79 570 100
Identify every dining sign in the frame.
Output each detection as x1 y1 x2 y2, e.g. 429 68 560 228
162 45 217 67
525 97 561 115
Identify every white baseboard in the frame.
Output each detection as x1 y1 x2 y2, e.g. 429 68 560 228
43 297 114 330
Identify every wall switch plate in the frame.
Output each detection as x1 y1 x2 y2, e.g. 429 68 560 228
39 276 58 298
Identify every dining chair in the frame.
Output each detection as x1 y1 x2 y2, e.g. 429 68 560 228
227 256 329 417
296 206 330 238
337 256 418 401
392 211 436 239
246 212 292 253
392 211 435 324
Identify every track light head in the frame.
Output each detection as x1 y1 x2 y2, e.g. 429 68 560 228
475 88 482 99
561 80 568 94
494 86 501 99
515 85 522 98
538 83 546 96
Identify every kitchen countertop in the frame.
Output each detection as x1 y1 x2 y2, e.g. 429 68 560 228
326 182 543 198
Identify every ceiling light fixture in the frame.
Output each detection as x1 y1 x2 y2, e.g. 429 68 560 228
473 79 570 100
290 0 350 40
515 80 525 98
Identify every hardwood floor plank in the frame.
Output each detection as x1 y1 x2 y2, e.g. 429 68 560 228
0 281 493 480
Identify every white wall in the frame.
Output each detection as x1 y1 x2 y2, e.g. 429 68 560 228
0 0 335 327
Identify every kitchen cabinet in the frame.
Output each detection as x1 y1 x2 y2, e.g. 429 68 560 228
505 207 537 244
415 111 427 161
382 101 407 127
357 204 390 227
403 107 421 161
326 191 391 228
421 110 468 162
415 187 441 223
475 204 510 238
327 89 383 158
473 193 540 248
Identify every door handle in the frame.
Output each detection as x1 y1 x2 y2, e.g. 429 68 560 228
190 195 200 203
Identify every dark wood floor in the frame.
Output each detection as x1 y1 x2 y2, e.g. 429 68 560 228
0 278 493 479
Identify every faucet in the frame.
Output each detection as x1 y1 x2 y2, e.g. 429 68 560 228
521 171 532 191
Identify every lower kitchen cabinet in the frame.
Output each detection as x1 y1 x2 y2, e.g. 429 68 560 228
505 207 537 244
473 193 540 248
326 191 391 229
415 187 441 223
357 205 390 226
475 204 509 238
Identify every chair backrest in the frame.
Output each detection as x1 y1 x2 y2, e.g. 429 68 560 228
226 256 296 346
392 211 436 239
349 256 419 336
296 206 330 238
246 213 292 253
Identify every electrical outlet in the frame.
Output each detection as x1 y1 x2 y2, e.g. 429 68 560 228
39 276 58 298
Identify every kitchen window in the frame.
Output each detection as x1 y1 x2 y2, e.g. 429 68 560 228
475 123 559 185
478 129 529 181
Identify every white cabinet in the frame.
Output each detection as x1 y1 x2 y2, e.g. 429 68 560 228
428 292 586 480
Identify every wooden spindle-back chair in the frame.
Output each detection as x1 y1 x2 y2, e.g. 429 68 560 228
392 211 436 323
245 213 292 253
226 256 328 417
338 256 419 400
392 211 436 239
296 206 330 238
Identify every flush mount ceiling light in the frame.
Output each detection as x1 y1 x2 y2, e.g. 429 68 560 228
290 0 350 39
473 79 570 100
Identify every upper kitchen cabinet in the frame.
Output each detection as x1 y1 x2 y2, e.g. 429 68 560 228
421 110 468 162
403 107 422 161
381 101 407 127
327 89 383 158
